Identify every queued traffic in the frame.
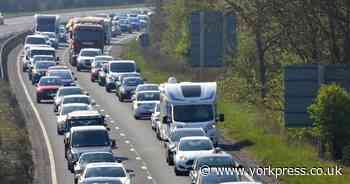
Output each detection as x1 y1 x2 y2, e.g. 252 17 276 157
20 8 260 184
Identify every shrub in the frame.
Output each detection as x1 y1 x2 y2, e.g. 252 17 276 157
308 84 350 160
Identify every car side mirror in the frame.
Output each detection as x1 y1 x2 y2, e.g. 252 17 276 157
74 77 77 81
84 91 89 96
91 100 96 106
26 56 29 60
126 169 134 173
136 68 141 73
106 127 111 131
111 139 116 148
56 57 60 61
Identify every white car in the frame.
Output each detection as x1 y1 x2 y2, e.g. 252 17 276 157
105 60 138 92
174 136 215 176
58 95 95 113
23 34 50 51
53 86 84 112
77 48 102 71
56 103 90 135
76 162 134 184
22 45 56 72
132 91 160 119
134 83 159 94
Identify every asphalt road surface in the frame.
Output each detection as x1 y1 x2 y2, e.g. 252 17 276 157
8 33 192 184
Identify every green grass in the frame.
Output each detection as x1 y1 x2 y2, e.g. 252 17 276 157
3 3 147 18
0 81 33 183
121 41 349 184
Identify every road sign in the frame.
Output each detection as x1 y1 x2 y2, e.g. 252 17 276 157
190 11 236 68
284 64 350 128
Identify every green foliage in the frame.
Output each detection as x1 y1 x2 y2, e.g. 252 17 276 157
308 84 350 160
342 145 350 166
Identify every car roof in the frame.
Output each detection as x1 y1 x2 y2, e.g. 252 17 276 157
35 61 56 64
82 177 122 183
68 110 101 117
95 55 113 59
71 125 107 132
40 76 60 80
85 162 124 169
110 60 135 64
59 86 81 90
124 76 142 81
62 103 88 108
48 69 71 73
27 34 47 39
173 128 205 133
138 83 158 87
80 151 113 157
63 94 89 98
179 136 211 141
33 55 54 58
29 46 55 51
137 90 160 94
196 152 233 160
81 48 101 51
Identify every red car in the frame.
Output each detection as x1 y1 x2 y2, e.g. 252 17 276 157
36 76 62 103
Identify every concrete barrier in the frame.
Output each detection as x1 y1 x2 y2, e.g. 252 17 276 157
0 31 31 80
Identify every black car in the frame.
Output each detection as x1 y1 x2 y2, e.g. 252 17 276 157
30 61 56 84
116 77 144 102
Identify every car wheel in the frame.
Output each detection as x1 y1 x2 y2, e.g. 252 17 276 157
156 128 161 140
91 77 95 82
174 167 182 176
134 115 139 120
57 126 62 135
22 66 26 72
167 151 174 166
105 86 111 93
36 95 41 103
118 95 124 102
77 66 81 72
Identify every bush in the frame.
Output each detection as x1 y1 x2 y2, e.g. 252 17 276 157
308 84 350 160
342 145 350 166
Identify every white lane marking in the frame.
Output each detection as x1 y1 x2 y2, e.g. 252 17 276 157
17 49 58 184
120 133 125 137
147 176 153 180
136 157 141 160
110 120 115 124
130 148 135 152
125 140 130 144
115 126 120 130
141 166 148 170
105 115 110 118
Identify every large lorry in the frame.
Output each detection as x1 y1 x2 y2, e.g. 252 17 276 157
158 78 225 145
67 20 105 66
34 14 60 34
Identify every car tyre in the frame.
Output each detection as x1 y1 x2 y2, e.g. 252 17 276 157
36 95 41 103
166 151 174 165
174 167 182 176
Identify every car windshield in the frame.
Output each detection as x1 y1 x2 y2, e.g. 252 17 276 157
71 130 109 147
119 19 129 24
201 173 240 184
69 118 104 128
85 166 126 178
110 63 135 73
173 104 214 123
63 97 90 104
39 78 61 86
179 139 213 151
34 56 54 62
81 50 101 57
137 85 159 91
36 62 55 70
80 153 114 166
26 37 47 45
171 130 205 142
59 88 82 96
124 78 143 86
77 29 104 41
49 71 72 80
61 106 89 115
137 92 160 101
198 157 235 168
31 50 55 57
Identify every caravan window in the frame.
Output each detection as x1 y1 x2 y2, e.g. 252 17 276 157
173 104 214 123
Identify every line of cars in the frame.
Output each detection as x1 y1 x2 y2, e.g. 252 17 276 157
82 53 260 184
22 19 137 183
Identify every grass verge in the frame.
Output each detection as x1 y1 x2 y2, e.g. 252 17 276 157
121 41 349 184
0 81 33 184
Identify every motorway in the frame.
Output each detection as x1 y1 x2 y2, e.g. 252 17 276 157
7 33 192 184
1 7 258 184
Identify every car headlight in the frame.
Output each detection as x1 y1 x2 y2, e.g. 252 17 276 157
205 124 216 132
179 155 187 161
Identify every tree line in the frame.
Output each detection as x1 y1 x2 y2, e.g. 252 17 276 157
0 0 145 12
149 0 350 163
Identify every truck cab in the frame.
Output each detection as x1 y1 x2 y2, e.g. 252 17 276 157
159 79 224 145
